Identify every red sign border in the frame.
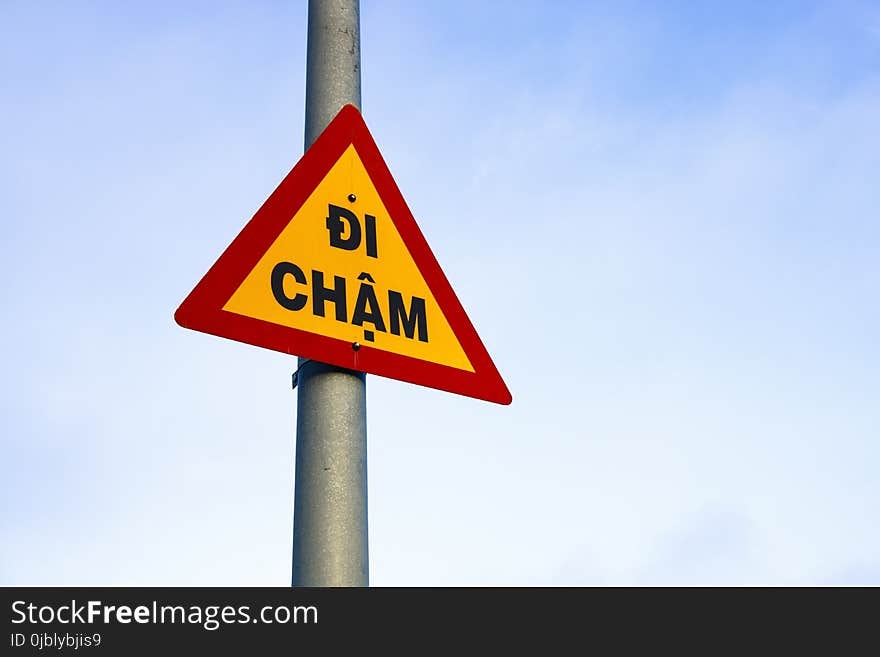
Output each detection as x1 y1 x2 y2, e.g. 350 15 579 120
175 104 511 405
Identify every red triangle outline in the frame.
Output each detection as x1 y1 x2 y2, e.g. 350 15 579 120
175 104 511 405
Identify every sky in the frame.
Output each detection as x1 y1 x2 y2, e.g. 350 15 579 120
2 1 878 585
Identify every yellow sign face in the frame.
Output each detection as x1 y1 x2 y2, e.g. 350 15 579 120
176 105 511 404
222 145 474 372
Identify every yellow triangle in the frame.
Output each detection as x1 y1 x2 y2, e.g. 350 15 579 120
222 145 474 372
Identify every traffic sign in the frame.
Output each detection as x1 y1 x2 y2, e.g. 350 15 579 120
175 105 511 405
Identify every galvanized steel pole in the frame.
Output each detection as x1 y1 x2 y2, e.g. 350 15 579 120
292 0 368 586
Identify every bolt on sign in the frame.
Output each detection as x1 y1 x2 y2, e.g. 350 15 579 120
175 105 511 405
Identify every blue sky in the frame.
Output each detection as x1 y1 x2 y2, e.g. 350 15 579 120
2 1 878 585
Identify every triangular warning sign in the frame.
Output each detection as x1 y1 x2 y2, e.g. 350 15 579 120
175 105 511 405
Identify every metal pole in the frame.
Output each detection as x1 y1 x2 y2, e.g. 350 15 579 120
292 0 367 587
